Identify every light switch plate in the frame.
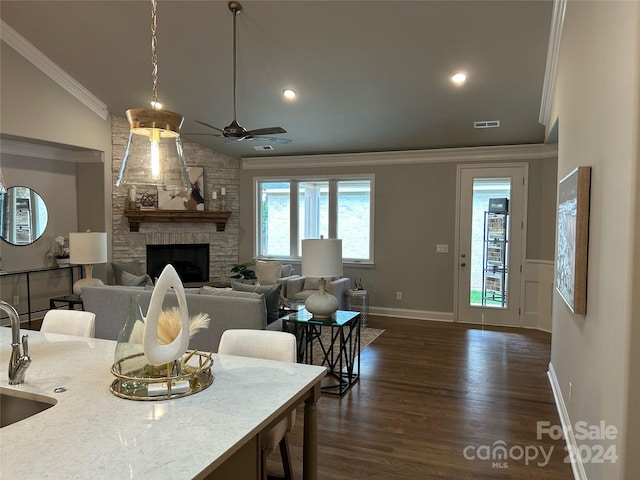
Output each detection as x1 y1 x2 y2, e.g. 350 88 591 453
436 244 449 253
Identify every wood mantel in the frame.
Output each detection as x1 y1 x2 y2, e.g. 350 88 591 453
123 209 231 232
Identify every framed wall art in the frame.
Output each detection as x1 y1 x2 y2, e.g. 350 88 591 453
157 167 205 211
555 166 591 314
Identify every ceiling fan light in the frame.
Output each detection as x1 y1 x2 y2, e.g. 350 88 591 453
115 108 191 192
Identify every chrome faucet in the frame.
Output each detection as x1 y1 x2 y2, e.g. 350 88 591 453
1 300 31 385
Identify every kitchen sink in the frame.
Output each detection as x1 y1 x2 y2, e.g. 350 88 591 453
0 387 57 428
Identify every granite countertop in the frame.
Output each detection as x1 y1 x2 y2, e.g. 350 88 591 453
0 328 325 479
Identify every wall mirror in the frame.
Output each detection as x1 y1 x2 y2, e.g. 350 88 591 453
0 186 49 245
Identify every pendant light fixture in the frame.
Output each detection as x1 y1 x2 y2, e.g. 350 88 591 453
115 0 190 192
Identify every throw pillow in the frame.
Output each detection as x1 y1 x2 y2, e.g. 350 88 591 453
303 277 321 291
112 261 143 285
232 281 282 324
121 270 154 287
281 264 294 277
254 260 282 285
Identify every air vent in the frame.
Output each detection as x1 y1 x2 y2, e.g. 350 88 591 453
253 145 274 151
474 120 501 129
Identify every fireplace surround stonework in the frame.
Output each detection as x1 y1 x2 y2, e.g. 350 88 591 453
111 116 240 284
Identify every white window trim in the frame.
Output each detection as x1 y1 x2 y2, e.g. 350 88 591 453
254 174 375 265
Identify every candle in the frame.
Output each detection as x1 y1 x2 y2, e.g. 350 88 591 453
221 187 226 196
212 191 217 200
128 187 137 202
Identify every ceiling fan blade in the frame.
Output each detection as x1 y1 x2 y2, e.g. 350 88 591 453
246 127 287 136
194 120 225 134
223 136 292 145
249 136 292 144
182 133 223 137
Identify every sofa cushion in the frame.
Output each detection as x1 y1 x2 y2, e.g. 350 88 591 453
232 281 282 324
121 270 154 287
200 286 260 300
255 260 282 285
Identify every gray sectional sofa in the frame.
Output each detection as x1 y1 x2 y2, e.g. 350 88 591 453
82 285 281 352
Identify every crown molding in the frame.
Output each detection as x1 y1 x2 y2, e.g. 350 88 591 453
1 20 109 121
0 139 103 163
241 143 558 170
539 0 567 127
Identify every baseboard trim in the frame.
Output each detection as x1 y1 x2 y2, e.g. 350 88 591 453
369 307 454 322
547 362 585 480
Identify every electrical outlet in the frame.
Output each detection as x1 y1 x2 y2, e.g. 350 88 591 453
13 295 20 305
396 291 402 301
436 244 449 253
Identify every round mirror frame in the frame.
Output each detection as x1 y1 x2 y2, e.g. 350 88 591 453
0 186 49 246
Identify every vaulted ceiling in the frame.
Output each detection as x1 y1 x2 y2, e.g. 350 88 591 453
0 1 553 159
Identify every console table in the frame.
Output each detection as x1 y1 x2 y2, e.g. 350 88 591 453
0 265 82 323
281 309 361 396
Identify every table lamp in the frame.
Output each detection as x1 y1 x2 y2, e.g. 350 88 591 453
70 231 107 294
301 237 343 319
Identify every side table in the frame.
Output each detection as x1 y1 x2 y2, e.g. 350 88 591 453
50 294 84 311
345 289 368 326
281 309 360 396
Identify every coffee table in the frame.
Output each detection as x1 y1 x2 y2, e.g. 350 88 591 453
281 308 360 396
49 294 84 310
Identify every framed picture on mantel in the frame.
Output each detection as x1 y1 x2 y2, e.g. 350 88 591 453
555 166 591 315
157 167 205 211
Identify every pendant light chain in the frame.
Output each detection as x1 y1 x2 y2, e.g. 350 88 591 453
150 0 159 108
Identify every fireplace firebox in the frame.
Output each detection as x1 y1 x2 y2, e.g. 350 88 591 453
146 244 209 285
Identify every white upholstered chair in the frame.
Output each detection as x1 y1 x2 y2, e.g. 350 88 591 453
218 329 297 480
41 310 96 337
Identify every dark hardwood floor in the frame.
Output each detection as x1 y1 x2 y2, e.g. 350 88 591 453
25 315 573 479
271 316 574 480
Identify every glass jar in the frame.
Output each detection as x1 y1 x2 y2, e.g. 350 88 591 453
113 294 154 392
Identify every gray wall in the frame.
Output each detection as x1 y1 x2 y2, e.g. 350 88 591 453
549 2 640 478
239 155 557 314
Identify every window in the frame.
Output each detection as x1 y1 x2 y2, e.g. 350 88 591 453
256 176 374 263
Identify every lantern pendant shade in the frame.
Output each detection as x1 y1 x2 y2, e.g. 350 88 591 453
115 108 191 192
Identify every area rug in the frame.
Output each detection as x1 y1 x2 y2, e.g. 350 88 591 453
309 326 384 366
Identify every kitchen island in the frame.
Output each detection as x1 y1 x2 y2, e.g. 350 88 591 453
0 328 325 479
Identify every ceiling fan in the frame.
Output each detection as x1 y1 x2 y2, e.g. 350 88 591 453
194 1 290 144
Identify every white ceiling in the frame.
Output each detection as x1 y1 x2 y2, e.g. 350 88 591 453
0 0 553 159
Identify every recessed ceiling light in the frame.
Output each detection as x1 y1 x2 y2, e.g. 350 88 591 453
282 88 297 100
450 72 467 85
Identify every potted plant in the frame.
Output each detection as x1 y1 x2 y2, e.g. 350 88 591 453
230 262 257 284
48 236 70 267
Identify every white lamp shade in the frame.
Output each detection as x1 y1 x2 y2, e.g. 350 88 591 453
302 238 343 278
69 232 107 265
